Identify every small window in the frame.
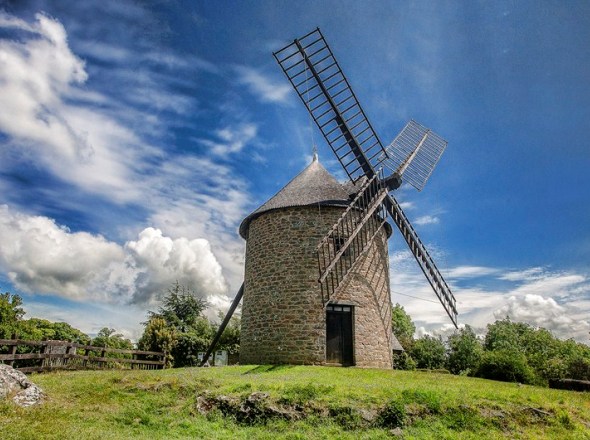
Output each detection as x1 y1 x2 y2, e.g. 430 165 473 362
327 304 352 313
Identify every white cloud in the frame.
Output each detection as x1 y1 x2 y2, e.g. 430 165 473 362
394 260 590 342
0 205 125 302
0 12 253 297
494 294 590 340
0 12 150 202
202 123 258 156
398 201 415 210
126 227 228 304
235 65 292 103
414 215 440 226
499 267 545 281
0 205 231 309
446 265 499 278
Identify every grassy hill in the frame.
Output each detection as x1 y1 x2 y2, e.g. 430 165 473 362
1 365 589 439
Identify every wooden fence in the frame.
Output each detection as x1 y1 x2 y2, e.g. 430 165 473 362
0 339 166 373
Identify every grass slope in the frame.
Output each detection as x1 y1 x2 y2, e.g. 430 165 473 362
1 365 589 439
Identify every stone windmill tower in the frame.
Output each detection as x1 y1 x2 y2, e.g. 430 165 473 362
238 152 394 368
201 29 457 368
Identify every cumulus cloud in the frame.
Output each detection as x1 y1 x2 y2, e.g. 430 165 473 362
0 205 126 301
0 12 252 295
126 227 228 304
234 65 292 103
393 256 590 342
0 205 230 308
494 294 590 339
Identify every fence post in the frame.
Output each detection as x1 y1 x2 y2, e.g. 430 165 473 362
83 348 90 368
66 344 76 369
99 349 105 369
40 339 48 371
7 333 18 367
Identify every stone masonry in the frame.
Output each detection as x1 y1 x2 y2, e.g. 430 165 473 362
240 205 393 368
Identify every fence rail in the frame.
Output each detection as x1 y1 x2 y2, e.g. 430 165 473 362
0 338 166 373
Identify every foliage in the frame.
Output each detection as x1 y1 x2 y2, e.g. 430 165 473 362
137 317 176 367
15 318 91 344
410 335 446 370
391 303 415 351
216 314 241 354
139 282 239 368
0 292 25 338
149 281 208 332
483 318 590 383
392 351 416 370
92 327 133 350
446 325 483 375
475 349 537 384
171 320 214 367
376 398 407 428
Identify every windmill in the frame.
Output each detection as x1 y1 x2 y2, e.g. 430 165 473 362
201 28 457 367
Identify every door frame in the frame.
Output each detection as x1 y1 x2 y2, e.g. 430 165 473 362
325 303 355 366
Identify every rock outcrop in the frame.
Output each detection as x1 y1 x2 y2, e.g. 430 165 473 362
0 364 45 407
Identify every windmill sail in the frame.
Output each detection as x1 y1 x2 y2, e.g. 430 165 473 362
274 28 387 182
317 172 389 304
385 196 457 326
275 28 458 328
381 120 448 192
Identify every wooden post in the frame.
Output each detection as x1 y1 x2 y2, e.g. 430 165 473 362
66 344 76 369
83 348 90 368
99 349 106 369
40 339 48 371
7 333 17 367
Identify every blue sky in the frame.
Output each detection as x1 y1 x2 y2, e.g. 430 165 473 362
0 1 589 342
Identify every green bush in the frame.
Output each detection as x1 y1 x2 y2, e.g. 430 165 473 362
475 349 537 384
393 351 416 370
376 398 407 428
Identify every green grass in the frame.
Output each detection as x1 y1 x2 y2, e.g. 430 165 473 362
1 365 589 439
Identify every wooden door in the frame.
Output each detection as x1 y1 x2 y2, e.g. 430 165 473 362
326 305 353 366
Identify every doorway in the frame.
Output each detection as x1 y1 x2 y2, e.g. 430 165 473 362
326 304 354 366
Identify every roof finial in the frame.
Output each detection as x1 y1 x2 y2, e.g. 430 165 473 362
312 144 318 162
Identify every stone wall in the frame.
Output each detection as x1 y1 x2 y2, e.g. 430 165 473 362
240 205 393 368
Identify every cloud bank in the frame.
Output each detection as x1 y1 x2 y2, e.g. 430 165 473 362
0 205 229 307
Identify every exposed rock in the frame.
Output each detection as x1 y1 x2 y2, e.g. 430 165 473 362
196 391 303 425
549 378 590 392
0 364 45 407
389 427 404 437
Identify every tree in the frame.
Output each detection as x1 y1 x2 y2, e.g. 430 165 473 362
92 327 133 350
139 282 214 367
0 292 25 338
216 314 241 355
17 318 90 344
391 304 415 351
410 335 446 369
446 325 483 375
150 281 208 332
137 317 176 367
484 318 532 352
475 349 537 384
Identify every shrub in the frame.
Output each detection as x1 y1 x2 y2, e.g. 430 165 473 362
475 349 537 384
393 351 416 370
376 398 407 428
